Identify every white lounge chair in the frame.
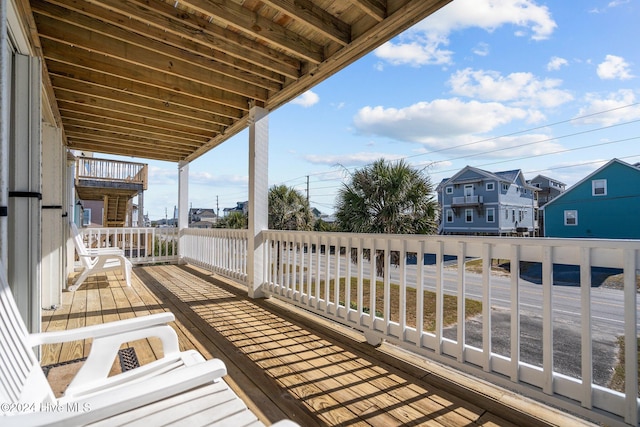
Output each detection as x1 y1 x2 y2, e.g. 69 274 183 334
70 222 132 291
0 261 298 426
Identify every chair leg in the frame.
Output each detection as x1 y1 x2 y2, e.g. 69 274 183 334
70 269 90 292
123 262 132 287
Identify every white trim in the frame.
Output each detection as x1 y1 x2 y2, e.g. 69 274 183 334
465 208 473 223
445 186 453 194
564 210 578 226
592 179 607 196
446 209 454 223
486 207 495 223
486 182 495 191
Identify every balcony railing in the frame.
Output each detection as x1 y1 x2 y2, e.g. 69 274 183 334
452 195 483 205
176 229 640 426
80 227 178 264
76 157 148 190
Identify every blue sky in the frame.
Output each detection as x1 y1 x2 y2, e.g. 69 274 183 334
101 0 640 220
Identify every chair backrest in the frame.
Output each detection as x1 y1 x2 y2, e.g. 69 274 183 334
70 222 93 269
0 261 55 406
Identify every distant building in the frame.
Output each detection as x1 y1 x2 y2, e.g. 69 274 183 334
437 166 538 236
223 201 248 216
526 175 566 236
543 158 640 239
189 208 218 228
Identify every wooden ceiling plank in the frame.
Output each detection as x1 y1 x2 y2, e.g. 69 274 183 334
180 0 324 64
89 0 302 79
50 73 236 128
31 0 283 92
66 133 194 154
54 92 223 134
42 0 289 84
47 60 242 120
67 139 187 162
33 13 270 101
261 0 351 46
62 119 206 148
350 0 386 21
64 126 202 149
40 38 250 112
61 112 209 145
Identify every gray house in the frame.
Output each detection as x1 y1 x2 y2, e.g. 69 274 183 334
526 174 566 236
437 166 538 236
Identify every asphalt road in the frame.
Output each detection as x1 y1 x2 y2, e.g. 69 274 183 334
306 255 634 387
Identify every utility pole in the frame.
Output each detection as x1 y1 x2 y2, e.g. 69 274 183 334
306 175 309 205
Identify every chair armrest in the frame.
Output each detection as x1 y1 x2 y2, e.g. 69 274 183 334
28 313 175 346
0 359 227 427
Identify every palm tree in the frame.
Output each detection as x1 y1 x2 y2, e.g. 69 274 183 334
268 185 313 231
220 211 247 229
336 158 437 234
335 159 438 275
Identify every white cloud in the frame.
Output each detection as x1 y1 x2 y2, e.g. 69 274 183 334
303 151 405 167
473 42 490 57
376 0 556 67
291 90 320 107
573 89 640 126
547 56 568 71
448 68 573 108
375 33 453 67
353 98 528 142
597 55 634 80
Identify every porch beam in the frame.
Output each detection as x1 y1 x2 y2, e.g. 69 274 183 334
178 161 189 232
247 105 269 299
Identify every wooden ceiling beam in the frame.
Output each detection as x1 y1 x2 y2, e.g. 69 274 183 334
46 61 243 121
41 0 290 84
40 38 250 112
85 0 302 78
50 74 236 128
61 113 208 144
33 13 270 101
56 102 214 139
350 0 386 22
180 0 325 64
62 116 208 148
261 0 351 46
63 126 202 150
31 0 284 92
54 91 223 134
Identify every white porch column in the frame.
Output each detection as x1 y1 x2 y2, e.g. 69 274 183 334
247 106 268 299
0 0 9 268
177 160 189 261
138 190 144 226
8 53 42 332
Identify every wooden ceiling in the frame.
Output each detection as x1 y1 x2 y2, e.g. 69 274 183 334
25 0 452 162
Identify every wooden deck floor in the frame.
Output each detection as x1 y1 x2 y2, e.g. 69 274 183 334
41 264 590 426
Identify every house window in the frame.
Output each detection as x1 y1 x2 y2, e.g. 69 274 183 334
446 209 454 223
505 209 509 219
486 182 495 191
465 209 473 223
445 186 453 194
564 210 578 226
502 183 509 191
592 179 607 196
82 208 91 226
486 208 495 223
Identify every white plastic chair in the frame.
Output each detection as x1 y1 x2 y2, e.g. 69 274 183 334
0 261 298 426
70 222 132 291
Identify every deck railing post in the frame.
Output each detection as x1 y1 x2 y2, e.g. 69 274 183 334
247 105 268 298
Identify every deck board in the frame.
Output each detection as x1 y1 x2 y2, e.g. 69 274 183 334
40 264 588 427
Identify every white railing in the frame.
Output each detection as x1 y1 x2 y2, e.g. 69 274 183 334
452 195 483 205
258 231 639 427
180 228 248 282
76 157 148 189
167 227 639 426
80 227 178 264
